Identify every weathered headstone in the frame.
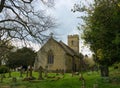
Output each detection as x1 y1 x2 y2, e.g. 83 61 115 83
0 75 4 83
93 83 98 88
56 69 59 75
38 66 43 80
20 69 23 77
81 80 85 88
79 73 84 81
44 66 48 77
26 69 29 78
8 70 12 78
72 71 74 77
61 69 64 75
12 77 17 82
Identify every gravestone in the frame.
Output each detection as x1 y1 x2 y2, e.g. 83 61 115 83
38 66 43 80
44 66 48 77
81 80 85 88
12 77 17 82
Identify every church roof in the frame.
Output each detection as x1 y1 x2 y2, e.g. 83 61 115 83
49 37 81 57
59 41 80 57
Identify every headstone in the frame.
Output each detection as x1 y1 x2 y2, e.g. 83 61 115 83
8 71 12 78
81 80 85 88
44 66 48 77
56 69 59 75
20 69 23 77
0 75 4 83
12 77 17 82
79 73 84 80
72 71 74 77
38 66 43 80
93 83 98 88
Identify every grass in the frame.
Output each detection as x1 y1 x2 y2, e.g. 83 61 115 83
0 69 120 88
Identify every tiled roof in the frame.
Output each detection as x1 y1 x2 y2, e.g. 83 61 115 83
39 37 83 58
49 37 81 57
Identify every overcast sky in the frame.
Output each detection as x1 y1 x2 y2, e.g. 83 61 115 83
45 0 92 55
13 0 93 56
46 0 82 42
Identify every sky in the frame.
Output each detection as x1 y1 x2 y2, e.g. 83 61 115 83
13 0 93 56
45 0 93 56
47 0 81 40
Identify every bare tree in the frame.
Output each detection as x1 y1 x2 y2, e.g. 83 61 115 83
0 0 55 64
0 0 55 43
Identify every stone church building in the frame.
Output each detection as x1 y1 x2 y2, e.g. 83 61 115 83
34 35 83 72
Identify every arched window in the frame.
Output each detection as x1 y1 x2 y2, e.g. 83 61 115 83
47 50 54 64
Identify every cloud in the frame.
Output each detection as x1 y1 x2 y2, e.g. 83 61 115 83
12 39 41 51
12 0 92 55
48 0 80 36
54 0 75 9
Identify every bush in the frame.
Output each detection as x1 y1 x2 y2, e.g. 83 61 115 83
0 65 9 74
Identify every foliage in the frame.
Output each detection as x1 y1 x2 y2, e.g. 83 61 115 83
0 65 9 74
0 40 14 65
75 0 120 66
6 47 36 69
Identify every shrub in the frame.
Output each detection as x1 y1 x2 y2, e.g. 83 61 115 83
0 65 9 74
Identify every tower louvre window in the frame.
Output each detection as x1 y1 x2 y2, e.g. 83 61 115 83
71 40 74 45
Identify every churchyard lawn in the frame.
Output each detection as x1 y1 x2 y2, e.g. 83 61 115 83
0 68 120 88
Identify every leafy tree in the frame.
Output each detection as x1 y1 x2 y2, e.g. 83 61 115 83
0 65 9 82
6 47 36 78
74 0 120 76
0 65 9 74
0 39 13 65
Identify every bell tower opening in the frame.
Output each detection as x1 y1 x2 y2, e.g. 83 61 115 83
68 35 79 52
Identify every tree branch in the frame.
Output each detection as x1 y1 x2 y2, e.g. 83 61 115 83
0 0 5 12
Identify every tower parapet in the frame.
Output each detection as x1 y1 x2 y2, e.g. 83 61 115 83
68 34 79 52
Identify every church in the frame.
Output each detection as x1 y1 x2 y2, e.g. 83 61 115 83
34 35 83 72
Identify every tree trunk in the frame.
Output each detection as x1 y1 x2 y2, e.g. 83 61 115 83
100 65 109 77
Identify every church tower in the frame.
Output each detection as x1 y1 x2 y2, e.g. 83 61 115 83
68 35 79 52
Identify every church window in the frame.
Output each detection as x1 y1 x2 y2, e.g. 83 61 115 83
47 50 54 64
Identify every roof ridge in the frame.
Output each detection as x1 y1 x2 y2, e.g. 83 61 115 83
59 41 79 56
38 37 80 57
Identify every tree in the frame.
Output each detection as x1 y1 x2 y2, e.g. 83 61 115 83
0 65 9 82
0 39 13 65
0 65 9 74
0 0 55 45
74 0 120 77
0 0 55 76
18 47 36 78
6 47 36 78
